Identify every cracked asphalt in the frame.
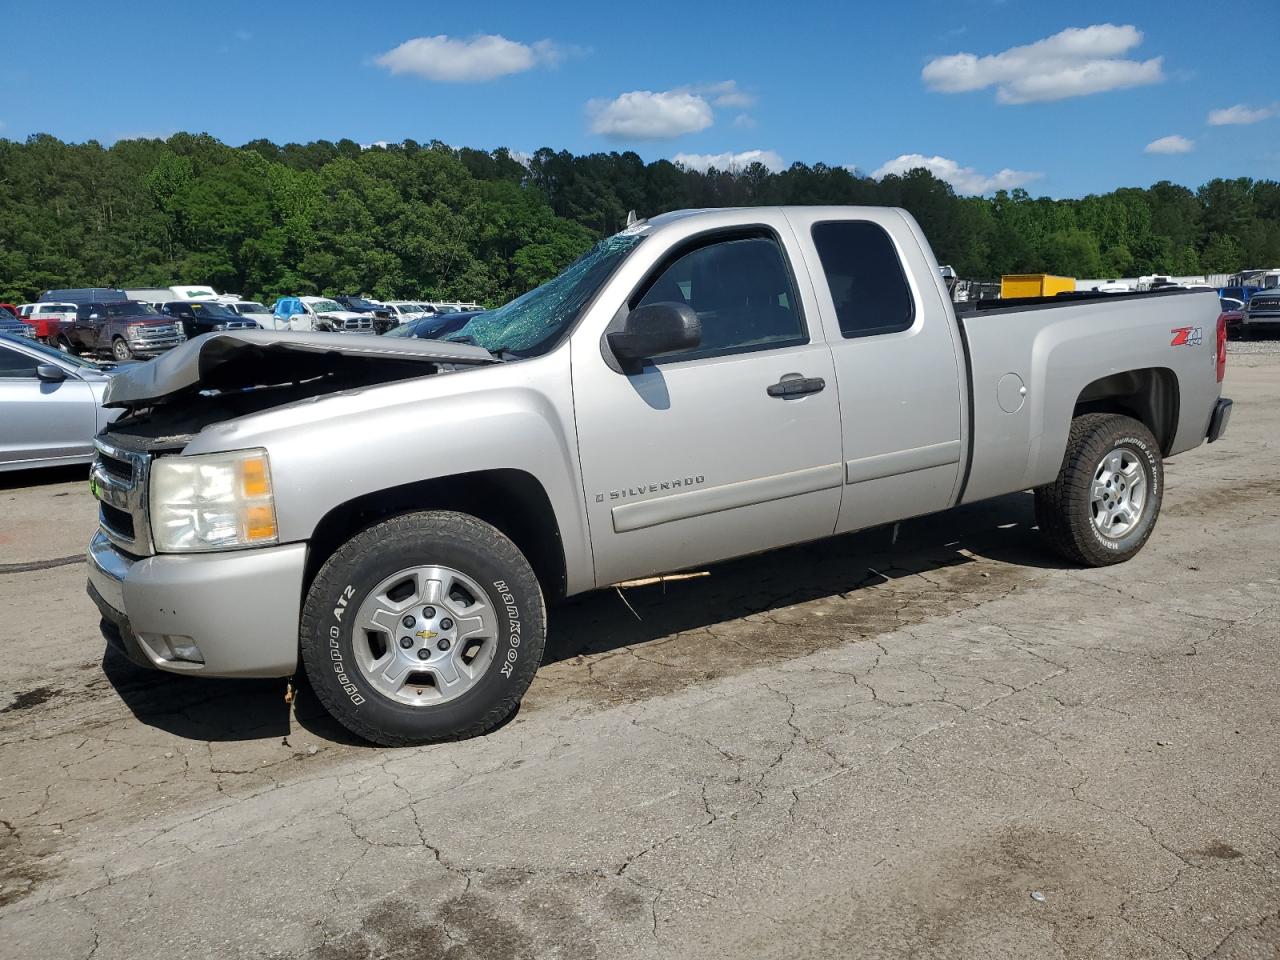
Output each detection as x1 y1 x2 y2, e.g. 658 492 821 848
1 344 1277 959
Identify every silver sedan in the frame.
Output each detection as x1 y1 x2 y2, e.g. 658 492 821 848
0 333 123 471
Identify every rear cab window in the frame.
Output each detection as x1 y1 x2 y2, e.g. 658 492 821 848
810 221 915 339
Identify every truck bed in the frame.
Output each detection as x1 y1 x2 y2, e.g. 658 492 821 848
955 287 1222 504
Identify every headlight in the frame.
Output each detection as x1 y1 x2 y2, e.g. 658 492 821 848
127 326 144 339
150 449 279 552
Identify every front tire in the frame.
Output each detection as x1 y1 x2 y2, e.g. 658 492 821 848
1034 414 1164 567
300 511 546 746
111 337 132 361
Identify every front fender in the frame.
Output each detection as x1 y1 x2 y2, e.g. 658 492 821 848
179 350 595 594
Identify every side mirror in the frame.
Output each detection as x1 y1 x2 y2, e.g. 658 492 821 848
608 302 701 370
36 363 67 383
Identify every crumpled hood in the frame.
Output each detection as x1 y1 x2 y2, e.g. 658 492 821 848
103 329 494 408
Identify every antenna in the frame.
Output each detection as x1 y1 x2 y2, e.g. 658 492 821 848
626 210 638 226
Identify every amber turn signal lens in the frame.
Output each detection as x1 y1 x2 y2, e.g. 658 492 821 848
241 456 272 498
244 504 277 542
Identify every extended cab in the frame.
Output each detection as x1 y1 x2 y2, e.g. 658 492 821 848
272 296 376 334
86 207 1231 746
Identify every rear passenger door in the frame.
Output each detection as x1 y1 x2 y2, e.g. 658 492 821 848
785 210 967 533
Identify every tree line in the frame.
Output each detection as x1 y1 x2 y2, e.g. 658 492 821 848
1 132 1278 306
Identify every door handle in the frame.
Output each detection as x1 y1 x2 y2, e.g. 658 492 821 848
767 375 826 398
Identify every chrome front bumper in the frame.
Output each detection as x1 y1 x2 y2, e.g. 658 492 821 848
87 531 307 678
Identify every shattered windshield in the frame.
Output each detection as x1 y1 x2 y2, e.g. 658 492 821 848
443 231 646 356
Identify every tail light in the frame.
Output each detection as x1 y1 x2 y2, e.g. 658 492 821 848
1216 312 1227 382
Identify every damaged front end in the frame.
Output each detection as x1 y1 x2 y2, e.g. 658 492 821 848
104 329 495 414
90 330 498 559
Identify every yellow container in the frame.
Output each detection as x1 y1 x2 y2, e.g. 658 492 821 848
1001 274 1076 299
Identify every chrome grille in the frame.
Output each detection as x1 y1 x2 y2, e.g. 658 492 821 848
130 322 185 348
342 316 374 331
91 439 154 555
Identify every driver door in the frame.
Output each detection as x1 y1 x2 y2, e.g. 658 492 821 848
571 222 843 587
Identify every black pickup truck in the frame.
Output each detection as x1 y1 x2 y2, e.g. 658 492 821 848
159 301 260 339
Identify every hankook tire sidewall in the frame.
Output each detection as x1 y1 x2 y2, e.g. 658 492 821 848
304 526 541 737
1086 433 1161 555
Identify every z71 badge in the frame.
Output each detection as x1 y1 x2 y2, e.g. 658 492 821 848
1170 326 1203 347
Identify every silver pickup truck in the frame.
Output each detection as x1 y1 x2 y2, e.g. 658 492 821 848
86 206 1232 745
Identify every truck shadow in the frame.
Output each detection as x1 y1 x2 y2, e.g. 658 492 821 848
99 491 1063 746
541 490 1059 667
0 464 87 490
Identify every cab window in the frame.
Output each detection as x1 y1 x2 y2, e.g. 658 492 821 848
634 233 806 360
810 221 915 339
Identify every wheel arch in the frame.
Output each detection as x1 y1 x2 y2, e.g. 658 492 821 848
1071 366 1180 455
304 468 568 604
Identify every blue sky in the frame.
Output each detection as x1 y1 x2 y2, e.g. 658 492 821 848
1 0 1277 198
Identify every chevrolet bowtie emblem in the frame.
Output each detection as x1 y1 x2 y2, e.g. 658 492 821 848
415 629 438 641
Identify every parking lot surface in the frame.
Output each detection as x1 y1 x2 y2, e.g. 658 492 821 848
2 344 1278 959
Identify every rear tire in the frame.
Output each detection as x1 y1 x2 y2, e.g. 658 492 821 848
1034 414 1163 567
57 336 78 355
300 511 546 746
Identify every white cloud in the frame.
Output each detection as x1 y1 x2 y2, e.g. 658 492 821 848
375 34 563 83
672 149 784 173
700 80 755 108
588 90 714 139
922 24 1164 103
1207 103 1279 126
732 113 757 129
871 154 1042 194
1144 135 1194 154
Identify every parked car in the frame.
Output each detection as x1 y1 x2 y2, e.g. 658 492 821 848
333 296 396 334
1219 284 1259 304
39 287 129 305
0 333 123 471
17 302 78 346
159 300 260 339
382 301 434 323
1240 290 1280 338
67 301 186 360
384 311 483 341
271 296 375 334
87 205 1231 747
1220 300 1246 338
222 300 280 328
0 303 20 318
0 312 36 339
